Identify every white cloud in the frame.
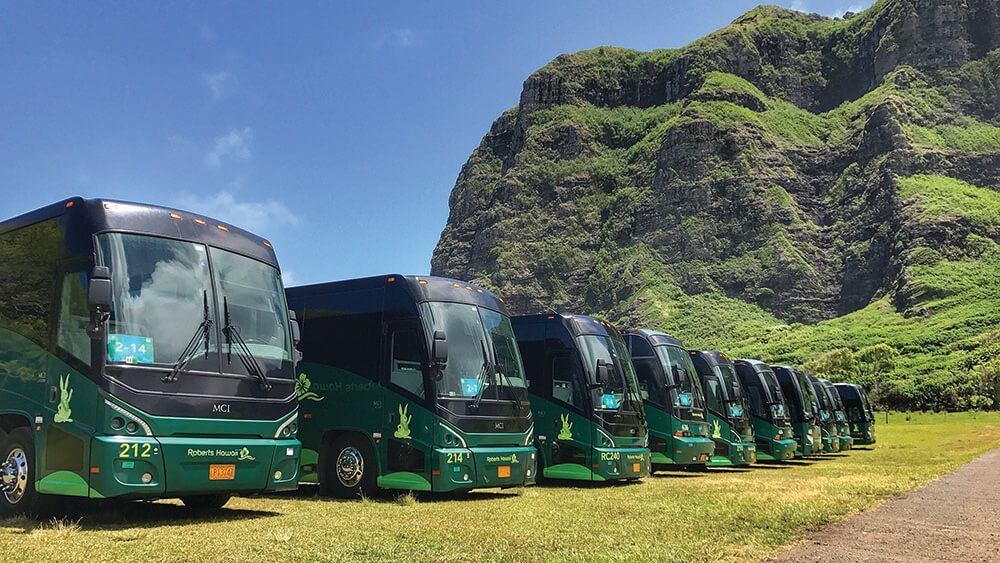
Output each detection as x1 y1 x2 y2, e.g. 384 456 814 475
374 27 419 49
205 127 253 169
828 4 866 17
174 190 298 235
790 0 807 12
202 70 238 100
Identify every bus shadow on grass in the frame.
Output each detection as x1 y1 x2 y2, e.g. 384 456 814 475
0 500 279 533
266 484 523 504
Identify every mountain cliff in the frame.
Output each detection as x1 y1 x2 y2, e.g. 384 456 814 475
431 0 1000 409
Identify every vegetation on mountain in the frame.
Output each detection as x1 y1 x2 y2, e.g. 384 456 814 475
433 0 1000 410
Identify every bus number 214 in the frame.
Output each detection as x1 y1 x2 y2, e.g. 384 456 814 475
119 443 152 458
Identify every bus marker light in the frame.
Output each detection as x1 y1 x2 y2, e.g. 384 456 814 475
194 218 206 225
65 201 75 208
387 277 396 282
418 279 428 285
217 225 229 232
263 241 272 248
432 470 441 476
169 213 182 220
303 413 313 419
90 467 100 474
674 431 683 437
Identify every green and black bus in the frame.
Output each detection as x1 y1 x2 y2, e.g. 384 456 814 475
835 383 875 445
285 275 535 497
621 330 714 469
808 375 841 453
819 378 853 451
771 365 822 457
512 314 649 482
733 360 797 461
0 198 301 515
690 351 756 466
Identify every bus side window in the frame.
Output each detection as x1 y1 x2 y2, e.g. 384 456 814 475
390 330 424 399
56 271 91 365
551 355 578 407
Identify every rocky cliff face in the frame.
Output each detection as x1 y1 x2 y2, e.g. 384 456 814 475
432 0 1000 408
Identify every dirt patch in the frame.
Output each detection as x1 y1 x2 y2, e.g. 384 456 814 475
770 448 1000 562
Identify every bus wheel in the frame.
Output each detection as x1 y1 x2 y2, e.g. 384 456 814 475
327 435 376 499
180 494 231 511
0 428 41 517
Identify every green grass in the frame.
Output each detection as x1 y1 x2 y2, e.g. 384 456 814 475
1 413 997 562
898 174 1000 229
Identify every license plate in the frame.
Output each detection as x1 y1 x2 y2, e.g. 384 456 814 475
497 465 511 478
632 463 640 473
209 464 236 481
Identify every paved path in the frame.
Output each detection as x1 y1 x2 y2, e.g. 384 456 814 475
771 448 1000 562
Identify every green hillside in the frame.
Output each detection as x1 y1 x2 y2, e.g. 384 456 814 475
432 0 1000 410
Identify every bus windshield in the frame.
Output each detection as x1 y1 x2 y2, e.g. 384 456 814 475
575 333 642 414
420 302 526 400
716 364 746 418
655 345 706 420
759 369 787 420
97 233 291 372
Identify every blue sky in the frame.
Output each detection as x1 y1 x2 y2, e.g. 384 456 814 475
0 0 871 286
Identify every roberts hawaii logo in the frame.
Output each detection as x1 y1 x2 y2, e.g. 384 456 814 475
238 447 255 462
295 373 324 402
711 419 722 439
54 374 73 423
557 413 573 440
394 404 412 439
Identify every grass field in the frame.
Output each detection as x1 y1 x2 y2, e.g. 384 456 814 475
2 412 999 562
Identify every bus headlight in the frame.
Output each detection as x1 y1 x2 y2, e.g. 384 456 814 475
141 473 153 484
111 417 125 431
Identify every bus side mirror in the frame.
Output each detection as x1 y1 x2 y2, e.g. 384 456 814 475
288 310 301 345
431 330 448 366
596 359 611 385
88 266 112 311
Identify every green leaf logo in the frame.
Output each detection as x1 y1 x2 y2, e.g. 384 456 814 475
238 447 256 462
54 374 73 424
295 373 324 402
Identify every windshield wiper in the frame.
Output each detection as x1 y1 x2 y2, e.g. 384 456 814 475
491 342 523 409
162 290 212 384
471 340 492 409
223 297 271 391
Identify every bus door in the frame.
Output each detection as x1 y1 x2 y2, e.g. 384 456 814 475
544 349 591 477
381 320 431 488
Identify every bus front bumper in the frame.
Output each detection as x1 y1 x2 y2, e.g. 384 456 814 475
430 446 537 492
838 434 854 450
591 447 651 481
87 436 301 499
653 436 715 466
707 440 757 467
756 438 798 461
822 435 841 453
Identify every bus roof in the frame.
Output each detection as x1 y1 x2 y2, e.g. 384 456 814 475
288 274 508 313
735 358 773 373
0 197 279 267
690 350 735 368
624 328 684 348
512 313 620 337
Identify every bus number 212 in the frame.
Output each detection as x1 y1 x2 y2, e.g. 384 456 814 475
119 443 152 458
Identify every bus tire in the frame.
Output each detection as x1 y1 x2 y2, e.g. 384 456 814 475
0 427 44 517
326 435 377 499
180 494 231 511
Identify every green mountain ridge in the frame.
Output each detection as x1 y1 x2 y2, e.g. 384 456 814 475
432 0 1000 409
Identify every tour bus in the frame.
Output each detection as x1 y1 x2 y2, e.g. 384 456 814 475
771 365 822 457
733 360 797 461
835 383 876 445
808 375 841 453
512 314 649 482
690 351 756 466
0 198 301 515
285 275 536 498
820 379 853 450
621 330 714 469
